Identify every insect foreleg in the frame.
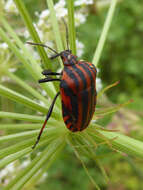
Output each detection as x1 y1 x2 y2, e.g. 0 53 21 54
42 70 62 76
38 78 61 83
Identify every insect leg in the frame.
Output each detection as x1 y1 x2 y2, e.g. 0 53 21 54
32 92 60 149
42 70 62 76
39 78 61 83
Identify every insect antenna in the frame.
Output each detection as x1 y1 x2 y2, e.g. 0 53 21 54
26 42 58 54
62 18 70 51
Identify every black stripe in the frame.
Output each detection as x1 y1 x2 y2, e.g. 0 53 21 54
72 64 89 130
62 101 68 117
63 65 88 130
64 67 79 91
79 63 96 128
71 65 87 89
61 80 78 123
80 61 97 75
80 62 96 82
85 63 96 124
80 89 89 130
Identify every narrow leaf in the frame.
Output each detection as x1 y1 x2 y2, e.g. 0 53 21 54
88 128 143 159
92 0 118 67
67 0 76 54
0 85 59 118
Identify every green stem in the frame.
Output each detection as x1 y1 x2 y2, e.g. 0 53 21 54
0 85 59 118
0 125 64 143
7 72 50 106
0 112 44 122
0 112 62 126
25 143 64 187
67 0 76 54
0 130 40 142
0 122 63 130
0 123 42 130
92 0 118 67
0 148 31 169
0 137 56 169
88 128 143 159
46 0 63 54
0 136 56 160
0 85 46 113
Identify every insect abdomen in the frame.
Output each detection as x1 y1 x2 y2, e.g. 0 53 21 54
60 61 97 132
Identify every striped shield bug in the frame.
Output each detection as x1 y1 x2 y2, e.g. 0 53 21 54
27 21 97 149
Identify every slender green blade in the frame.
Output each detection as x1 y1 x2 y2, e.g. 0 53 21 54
67 0 76 54
92 0 118 67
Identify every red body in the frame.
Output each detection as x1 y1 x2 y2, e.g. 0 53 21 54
60 58 97 132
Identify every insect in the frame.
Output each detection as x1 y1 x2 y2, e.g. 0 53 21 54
28 21 97 149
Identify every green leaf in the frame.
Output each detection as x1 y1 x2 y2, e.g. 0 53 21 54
0 112 44 122
67 0 76 54
92 0 118 67
7 72 50 106
0 85 54 114
0 148 31 169
88 128 143 159
46 0 63 68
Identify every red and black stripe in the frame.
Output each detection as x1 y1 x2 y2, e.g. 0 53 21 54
60 61 97 132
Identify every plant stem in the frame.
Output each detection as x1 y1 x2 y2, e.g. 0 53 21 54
46 0 63 52
92 0 118 67
67 0 76 54
88 128 143 159
7 72 50 106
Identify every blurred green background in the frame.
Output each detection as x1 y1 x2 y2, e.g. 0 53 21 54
0 0 143 189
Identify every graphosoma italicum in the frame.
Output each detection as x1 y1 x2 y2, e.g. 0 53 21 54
27 21 97 149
